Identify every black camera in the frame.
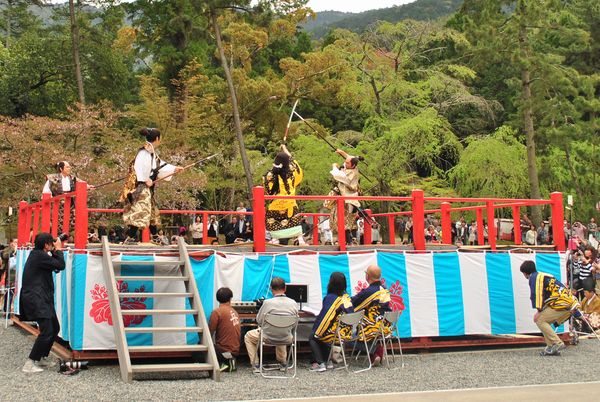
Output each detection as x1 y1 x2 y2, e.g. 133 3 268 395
56 233 69 242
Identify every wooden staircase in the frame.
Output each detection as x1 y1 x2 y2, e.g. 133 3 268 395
101 236 219 382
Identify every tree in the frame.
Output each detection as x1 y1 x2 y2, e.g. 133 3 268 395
69 0 85 104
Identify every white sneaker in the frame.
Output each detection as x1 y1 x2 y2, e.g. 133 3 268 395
309 362 326 372
37 357 57 368
22 359 44 374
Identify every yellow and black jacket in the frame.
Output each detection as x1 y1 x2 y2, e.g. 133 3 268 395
529 271 579 311
312 293 353 343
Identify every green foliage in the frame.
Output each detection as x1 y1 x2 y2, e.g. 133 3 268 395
448 126 529 198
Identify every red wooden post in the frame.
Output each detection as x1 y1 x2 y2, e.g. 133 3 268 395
411 189 425 251
32 206 40 240
312 216 320 245
550 192 565 251
252 186 266 252
476 207 485 245
41 193 51 233
142 227 150 243
62 196 72 235
512 205 521 245
202 212 209 245
18 201 28 246
51 198 60 238
441 202 452 245
336 198 346 251
387 215 396 245
74 181 89 251
363 209 373 245
24 204 32 245
486 201 496 251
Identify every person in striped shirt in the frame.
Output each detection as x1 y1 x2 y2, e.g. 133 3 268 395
573 246 598 293
309 272 353 372
520 260 582 356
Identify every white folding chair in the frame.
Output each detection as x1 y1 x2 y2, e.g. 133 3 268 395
258 314 298 379
326 310 372 373
377 310 404 369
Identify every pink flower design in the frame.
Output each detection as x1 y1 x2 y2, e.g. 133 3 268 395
354 280 369 294
89 281 148 327
387 279 405 312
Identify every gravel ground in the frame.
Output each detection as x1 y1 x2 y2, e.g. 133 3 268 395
1 323 600 401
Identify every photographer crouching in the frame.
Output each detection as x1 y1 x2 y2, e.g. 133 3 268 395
19 233 66 374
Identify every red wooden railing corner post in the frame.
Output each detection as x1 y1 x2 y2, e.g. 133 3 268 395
476 207 484 245
336 198 346 251
252 186 266 252
202 212 209 245
363 209 372 245
41 193 51 233
486 201 496 251
74 180 89 251
142 227 150 243
312 216 319 246
441 202 452 245
387 215 396 245
18 200 28 246
512 205 521 245
550 192 565 252
411 189 425 251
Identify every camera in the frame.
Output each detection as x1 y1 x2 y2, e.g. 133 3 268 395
56 233 69 242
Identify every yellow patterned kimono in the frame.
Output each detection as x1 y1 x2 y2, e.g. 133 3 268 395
313 294 354 343
352 282 392 341
264 160 304 239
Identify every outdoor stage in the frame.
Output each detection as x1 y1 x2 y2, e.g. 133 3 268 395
12 245 570 360
11 184 571 360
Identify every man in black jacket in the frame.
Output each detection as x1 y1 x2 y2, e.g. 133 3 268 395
19 233 65 374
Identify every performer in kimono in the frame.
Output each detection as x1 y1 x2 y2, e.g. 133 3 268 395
42 161 92 235
328 148 364 244
263 144 305 245
120 128 183 245
309 272 354 372
351 265 391 366
520 260 583 356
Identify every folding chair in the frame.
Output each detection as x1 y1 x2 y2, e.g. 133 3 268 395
258 314 298 379
326 310 372 373
376 310 404 369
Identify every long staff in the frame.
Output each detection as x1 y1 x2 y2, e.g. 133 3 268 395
153 153 220 184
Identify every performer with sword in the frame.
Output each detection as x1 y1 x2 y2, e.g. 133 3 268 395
119 128 185 245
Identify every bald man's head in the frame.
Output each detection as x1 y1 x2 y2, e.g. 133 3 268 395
366 265 381 284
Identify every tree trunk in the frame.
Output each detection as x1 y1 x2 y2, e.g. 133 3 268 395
210 7 254 198
69 0 85 104
5 0 12 48
518 2 542 225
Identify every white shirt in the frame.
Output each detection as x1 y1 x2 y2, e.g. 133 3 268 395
42 175 71 194
134 148 176 182
319 219 331 232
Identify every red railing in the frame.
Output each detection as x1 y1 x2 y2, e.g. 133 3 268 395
18 182 565 254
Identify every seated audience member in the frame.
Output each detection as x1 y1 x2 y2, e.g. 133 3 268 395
309 272 353 372
244 277 298 373
211 239 220 246
351 264 391 366
208 287 240 372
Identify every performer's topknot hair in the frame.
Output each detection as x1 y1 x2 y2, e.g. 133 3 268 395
140 127 161 142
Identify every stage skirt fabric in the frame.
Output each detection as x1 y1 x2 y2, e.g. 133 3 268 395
14 249 568 351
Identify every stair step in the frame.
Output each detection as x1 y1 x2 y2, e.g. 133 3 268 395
113 260 184 266
131 363 213 373
125 326 203 333
118 292 193 298
121 309 198 315
128 344 208 353
114 275 189 281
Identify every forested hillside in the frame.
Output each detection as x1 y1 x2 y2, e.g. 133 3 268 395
0 0 598 224
307 0 463 37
